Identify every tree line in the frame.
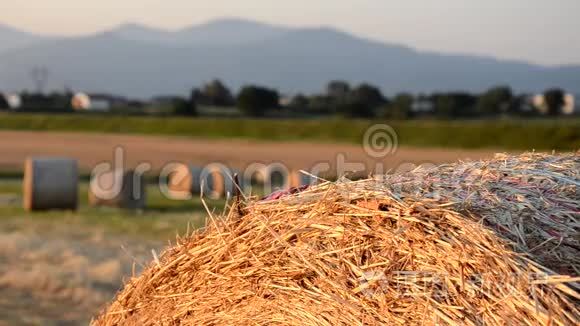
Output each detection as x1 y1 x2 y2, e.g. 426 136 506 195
175 79 574 119
1 79 574 119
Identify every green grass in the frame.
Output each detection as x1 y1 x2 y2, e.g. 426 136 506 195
0 113 578 150
0 179 226 239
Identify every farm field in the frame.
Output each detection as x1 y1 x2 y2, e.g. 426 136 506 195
0 130 503 174
0 180 222 325
0 113 578 151
0 120 576 324
0 129 508 324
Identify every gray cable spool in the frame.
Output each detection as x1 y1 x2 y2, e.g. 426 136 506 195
89 169 146 209
23 157 79 211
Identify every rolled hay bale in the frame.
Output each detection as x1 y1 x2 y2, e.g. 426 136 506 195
94 153 580 325
23 157 78 211
88 170 146 209
288 170 316 188
247 165 290 193
167 164 239 199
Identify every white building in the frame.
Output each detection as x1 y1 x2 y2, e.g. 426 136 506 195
531 93 577 115
411 97 435 114
71 93 112 112
563 94 576 115
0 93 22 110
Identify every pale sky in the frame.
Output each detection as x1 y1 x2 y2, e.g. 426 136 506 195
3 0 579 66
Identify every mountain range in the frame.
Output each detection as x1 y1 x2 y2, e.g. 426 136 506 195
1 18 579 98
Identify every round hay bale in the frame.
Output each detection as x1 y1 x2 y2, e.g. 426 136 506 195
168 164 239 199
288 170 315 188
167 165 209 197
248 165 289 192
95 153 580 325
23 157 78 211
89 170 146 209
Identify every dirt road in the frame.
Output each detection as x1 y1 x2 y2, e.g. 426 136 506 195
0 131 502 175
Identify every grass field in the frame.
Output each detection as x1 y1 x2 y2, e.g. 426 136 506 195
0 113 578 150
0 178 226 324
0 179 225 238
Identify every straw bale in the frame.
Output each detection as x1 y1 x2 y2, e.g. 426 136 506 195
89 170 146 209
168 164 238 199
94 153 579 325
289 170 316 188
23 157 78 211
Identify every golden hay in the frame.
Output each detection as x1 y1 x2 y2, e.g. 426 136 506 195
94 153 579 325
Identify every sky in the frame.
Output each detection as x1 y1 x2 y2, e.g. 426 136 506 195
2 0 579 66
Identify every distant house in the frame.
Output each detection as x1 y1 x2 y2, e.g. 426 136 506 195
71 93 126 111
150 95 184 106
278 95 292 107
0 92 22 110
564 94 578 115
515 95 535 113
530 93 577 115
410 96 435 114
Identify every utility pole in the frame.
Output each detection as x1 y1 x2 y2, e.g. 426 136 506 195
30 66 49 94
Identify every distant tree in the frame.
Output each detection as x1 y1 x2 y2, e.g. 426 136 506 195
477 86 513 116
289 94 309 109
433 92 477 118
385 93 413 119
173 91 197 116
335 83 387 118
307 95 335 114
327 80 351 98
350 83 387 108
543 88 565 116
18 92 73 112
0 94 9 110
434 94 455 118
195 79 235 107
509 94 536 116
335 100 372 118
237 86 279 117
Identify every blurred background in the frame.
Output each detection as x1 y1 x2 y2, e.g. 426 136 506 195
0 1 579 324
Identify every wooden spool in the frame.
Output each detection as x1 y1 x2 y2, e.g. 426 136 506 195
23 157 79 211
89 170 146 209
168 164 238 199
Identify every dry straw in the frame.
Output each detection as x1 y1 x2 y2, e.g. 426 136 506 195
95 153 579 325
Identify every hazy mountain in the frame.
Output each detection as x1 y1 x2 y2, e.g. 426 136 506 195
106 23 174 45
0 23 46 54
108 18 290 46
0 19 579 97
